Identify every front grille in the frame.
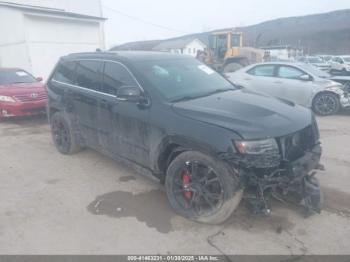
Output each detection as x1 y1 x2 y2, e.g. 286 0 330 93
14 92 47 102
279 124 317 162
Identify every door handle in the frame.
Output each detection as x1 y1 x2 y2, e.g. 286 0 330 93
273 81 283 84
244 78 252 81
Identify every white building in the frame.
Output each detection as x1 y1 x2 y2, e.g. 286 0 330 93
153 38 207 57
260 45 304 61
0 0 106 79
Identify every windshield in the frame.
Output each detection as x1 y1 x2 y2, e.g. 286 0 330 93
299 64 331 78
308 57 323 63
135 58 236 101
0 70 36 85
343 57 350 63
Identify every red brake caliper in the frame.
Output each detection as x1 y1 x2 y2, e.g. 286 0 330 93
182 171 192 200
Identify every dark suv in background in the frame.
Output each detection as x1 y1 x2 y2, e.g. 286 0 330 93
47 51 322 224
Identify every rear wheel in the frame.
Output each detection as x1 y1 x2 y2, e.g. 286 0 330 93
312 92 340 116
50 112 82 154
165 151 243 224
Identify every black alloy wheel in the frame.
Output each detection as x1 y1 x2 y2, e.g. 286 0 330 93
312 93 340 116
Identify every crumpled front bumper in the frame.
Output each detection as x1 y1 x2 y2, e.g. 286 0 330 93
241 144 323 215
288 143 322 176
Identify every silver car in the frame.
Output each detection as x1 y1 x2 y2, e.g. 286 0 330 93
227 62 350 115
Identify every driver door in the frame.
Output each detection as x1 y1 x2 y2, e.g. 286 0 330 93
274 65 314 106
98 61 151 167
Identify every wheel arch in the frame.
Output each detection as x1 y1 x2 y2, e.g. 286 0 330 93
153 135 220 179
312 90 341 104
48 106 60 121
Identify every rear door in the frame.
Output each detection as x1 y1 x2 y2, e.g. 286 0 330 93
245 64 278 95
98 61 151 167
50 60 77 115
73 60 103 149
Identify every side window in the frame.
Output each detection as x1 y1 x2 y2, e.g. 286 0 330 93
75 61 102 91
102 62 137 95
247 65 275 77
53 61 76 84
278 66 305 79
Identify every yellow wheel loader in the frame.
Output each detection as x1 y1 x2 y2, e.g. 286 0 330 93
206 30 265 73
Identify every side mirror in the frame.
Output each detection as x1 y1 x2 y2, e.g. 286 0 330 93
36 76 43 82
340 60 344 64
299 74 312 81
116 86 142 102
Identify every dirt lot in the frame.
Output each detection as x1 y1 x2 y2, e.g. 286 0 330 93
0 113 350 255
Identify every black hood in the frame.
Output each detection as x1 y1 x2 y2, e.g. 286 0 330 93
172 89 312 140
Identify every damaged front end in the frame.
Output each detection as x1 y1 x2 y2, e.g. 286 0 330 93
228 120 323 216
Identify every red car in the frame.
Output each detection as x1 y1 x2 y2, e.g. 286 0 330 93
0 68 47 119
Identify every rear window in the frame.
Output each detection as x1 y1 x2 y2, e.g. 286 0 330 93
75 61 102 91
0 70 36 85
53 61 77 85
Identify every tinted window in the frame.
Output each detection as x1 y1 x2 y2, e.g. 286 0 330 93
278 66 305 79
0 70 36 85
76 61 102 91
53 61 76 84
248 65 275 77
102 62 137 95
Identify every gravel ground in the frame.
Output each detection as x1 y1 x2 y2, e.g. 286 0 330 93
0 112 349 255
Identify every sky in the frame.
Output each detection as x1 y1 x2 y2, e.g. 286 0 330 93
101 0 350 48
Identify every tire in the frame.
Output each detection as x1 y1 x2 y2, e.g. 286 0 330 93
223 63 243 73
50 112 82 154
312 92 340 116
165 151 243 224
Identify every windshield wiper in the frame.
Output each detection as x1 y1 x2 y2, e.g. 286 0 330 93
171 95 199 103
171 88 236 103
207 88 236 95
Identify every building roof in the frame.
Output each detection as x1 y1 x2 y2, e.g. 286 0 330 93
260 45 302 50
152 38 205 51
110 40 162 51
0 1 106 21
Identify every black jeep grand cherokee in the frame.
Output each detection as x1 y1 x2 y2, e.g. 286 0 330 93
47 51 322 224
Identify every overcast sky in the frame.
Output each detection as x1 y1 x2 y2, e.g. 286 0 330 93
101 0 350 48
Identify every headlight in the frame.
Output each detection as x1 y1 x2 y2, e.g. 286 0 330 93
0 95 16 102
234 138 279 155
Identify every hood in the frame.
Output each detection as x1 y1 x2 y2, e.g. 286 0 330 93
0 82 46 96
172 89 312 140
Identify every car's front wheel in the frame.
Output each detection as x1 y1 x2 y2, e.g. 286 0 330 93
312 92 340 116
165 151 243 224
